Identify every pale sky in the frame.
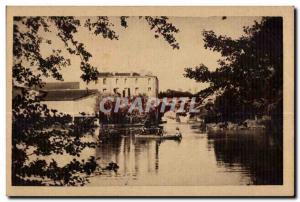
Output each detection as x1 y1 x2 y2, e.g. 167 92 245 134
40 16 261 92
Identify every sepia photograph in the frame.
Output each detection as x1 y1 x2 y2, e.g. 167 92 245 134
6 6 294 196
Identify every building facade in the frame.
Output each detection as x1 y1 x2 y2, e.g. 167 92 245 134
89 72 159 97
40 89 99 117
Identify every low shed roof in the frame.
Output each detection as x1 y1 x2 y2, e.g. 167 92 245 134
36 82 80 90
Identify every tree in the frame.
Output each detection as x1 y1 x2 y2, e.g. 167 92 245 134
158 89 194 98
12 16 179 185
184 17 283 124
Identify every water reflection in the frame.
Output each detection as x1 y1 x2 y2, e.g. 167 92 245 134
207 132 283 185
88 122 282 186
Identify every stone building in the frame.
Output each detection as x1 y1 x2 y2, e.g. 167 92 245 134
88 72 159 97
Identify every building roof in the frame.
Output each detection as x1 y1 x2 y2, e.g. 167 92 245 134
37 82 80 90
98 72 113 77
40 89 98 101
115 72 132 76
98 72 157 78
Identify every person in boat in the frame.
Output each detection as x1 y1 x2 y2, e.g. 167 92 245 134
141 126 147 134
158 127 164 136
175 127 182 137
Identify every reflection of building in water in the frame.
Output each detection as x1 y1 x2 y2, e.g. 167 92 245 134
96 134 160 177
89 72 159 97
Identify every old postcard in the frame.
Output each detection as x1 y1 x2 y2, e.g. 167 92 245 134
6 6 294 196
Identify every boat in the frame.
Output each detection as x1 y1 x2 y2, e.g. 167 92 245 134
139 126 163 135
135 134 182 140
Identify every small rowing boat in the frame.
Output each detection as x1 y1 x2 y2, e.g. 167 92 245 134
135 134 182 140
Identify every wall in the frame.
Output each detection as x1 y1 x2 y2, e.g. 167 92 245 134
41 95 98 117
89 76 159 97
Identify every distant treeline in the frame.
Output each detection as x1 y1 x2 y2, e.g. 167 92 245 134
158 89 195 98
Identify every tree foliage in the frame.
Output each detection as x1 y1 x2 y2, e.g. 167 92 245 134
158 89 194 98
184 17 283 122
144 16 180 49
13 16 180 86
12 90 99 185
12 16 179 185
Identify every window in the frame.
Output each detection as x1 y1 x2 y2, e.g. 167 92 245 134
135 87 139 94
124 78 127 84
114 88 119 94
148 87 151 91
148 78 151 84
103 78 106 85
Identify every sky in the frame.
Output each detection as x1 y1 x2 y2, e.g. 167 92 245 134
40 16 261 92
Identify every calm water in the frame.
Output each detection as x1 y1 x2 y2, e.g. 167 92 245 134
88 122 282 186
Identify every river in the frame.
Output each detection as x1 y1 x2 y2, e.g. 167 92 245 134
88 122 282 186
